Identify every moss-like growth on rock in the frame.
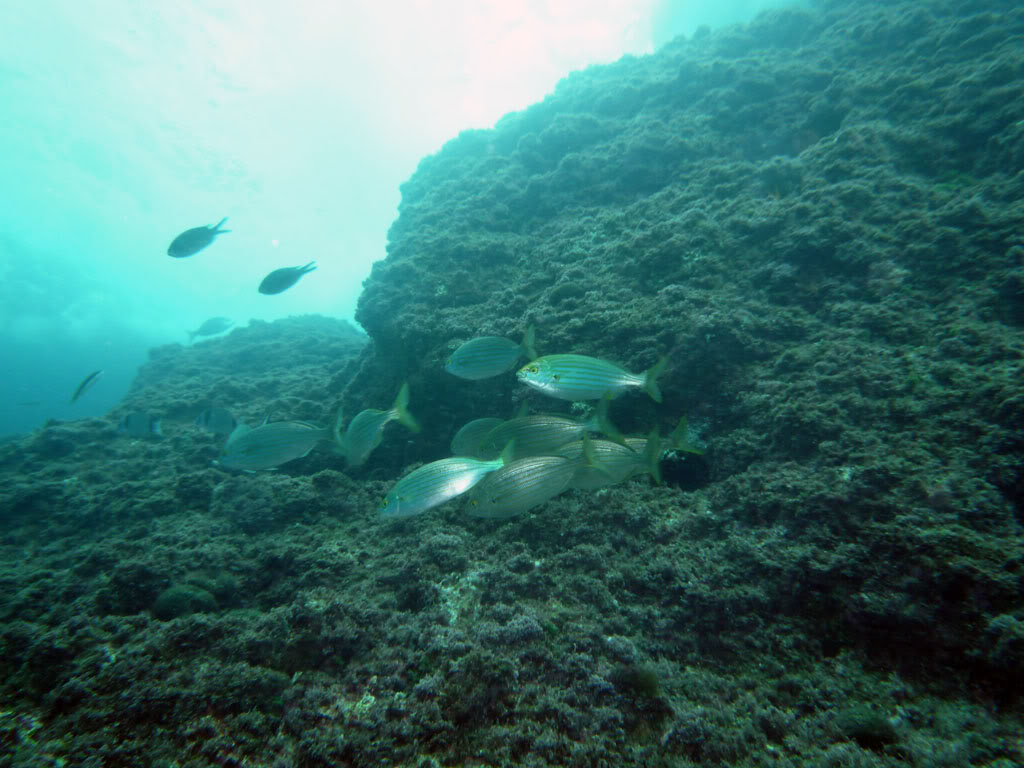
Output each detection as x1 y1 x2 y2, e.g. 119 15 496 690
152 584 218 621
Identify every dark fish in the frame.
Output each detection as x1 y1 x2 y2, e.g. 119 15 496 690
168 217 230 258
195 407 238 435
188 316 234 342
258 262 316 295
70 370 103 403
119 411 164 438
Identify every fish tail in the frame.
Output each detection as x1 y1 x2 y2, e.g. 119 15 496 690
152 419 164 438
643 356 668 403
640 428 662 484
669 415 704 455
332 405 347 451
595 394 626 446
301 261 317 274
521 324 538 361
393 382 420 433
213 217 230 233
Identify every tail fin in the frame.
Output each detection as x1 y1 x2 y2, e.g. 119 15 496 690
213 217 230 233
301 261 317 274
152 419 165 438
643 356 668 403
594 394 626 446
668 415 704 455
332 405 346 452
639 428 662 484
521 324 538 361
392 382 420 433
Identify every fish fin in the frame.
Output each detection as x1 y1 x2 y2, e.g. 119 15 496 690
152 419 164 438
595 394 626 446
643 356 668 403
225 423 251 447
301 261 317 274
392 382 420 433
498 439 517 465
521 324 538 361
514 400 529 419
641 428 662 484
213 217 229 232
669 415 704 455
581 432 613 477
332 405 347 452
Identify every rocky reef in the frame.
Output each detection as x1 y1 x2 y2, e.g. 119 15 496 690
2 0 1023 765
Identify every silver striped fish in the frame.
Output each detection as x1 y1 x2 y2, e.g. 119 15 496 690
341 382 420 466
516 354 667 402
466 454 577 519
217 408 343 471
450 417 506 456
475 396 623 460
380 444 514 518
444 325 537 380
557 430 662 489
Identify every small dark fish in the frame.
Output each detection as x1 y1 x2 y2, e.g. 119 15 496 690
195 407 238 435
188 316 234 342
70 370 103 403
168 217 230 258
119 411 164 438
258 262 316 295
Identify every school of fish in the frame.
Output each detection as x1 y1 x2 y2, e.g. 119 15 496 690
74 218 701 524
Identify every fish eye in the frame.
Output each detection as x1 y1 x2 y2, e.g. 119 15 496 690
527 365 538 373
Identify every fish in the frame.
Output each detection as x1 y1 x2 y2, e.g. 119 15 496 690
517 354 667 402
216 408 343 471
466 454 578 519
118 411 164 438
450 417 506 456
195 407 238 435
70 370 103 404
379 443 515 519
557 430 662 490
188 317 234 342
475 396 623 460
341 383 420 466
258 262 317 295
444 325 537 380
168 218 230 258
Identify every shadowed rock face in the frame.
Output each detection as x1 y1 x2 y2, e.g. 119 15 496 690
1 3 1023 766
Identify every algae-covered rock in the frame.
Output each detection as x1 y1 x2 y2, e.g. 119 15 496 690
152 585 218 621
